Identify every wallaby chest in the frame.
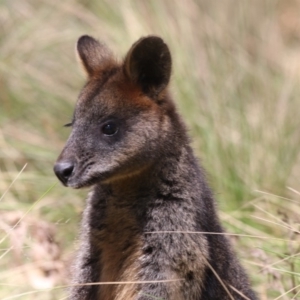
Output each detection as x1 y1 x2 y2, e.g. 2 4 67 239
91 189 144 299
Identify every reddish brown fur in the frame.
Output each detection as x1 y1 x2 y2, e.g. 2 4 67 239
97 196 142 299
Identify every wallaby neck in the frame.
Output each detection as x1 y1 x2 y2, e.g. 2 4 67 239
95 143 201 204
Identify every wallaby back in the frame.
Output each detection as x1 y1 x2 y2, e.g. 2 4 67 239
54 35 258 300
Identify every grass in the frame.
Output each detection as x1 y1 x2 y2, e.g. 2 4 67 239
1 0 300 298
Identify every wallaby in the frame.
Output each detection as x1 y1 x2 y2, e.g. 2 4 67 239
54 35 258 300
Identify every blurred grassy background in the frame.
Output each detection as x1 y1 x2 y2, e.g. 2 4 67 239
1 0 300 299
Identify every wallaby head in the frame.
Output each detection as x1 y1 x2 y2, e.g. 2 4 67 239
54 35 181 188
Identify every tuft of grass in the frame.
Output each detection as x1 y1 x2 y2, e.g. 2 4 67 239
1 0 300 298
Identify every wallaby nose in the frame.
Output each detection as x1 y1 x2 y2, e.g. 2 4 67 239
54 161 74 185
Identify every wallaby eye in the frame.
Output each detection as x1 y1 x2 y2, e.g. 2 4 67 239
102 122 118 136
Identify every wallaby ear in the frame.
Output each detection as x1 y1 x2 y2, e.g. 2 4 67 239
124 36 172 96
77 35 113 77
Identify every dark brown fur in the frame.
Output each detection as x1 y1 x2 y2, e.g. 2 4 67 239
54 35 258 300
